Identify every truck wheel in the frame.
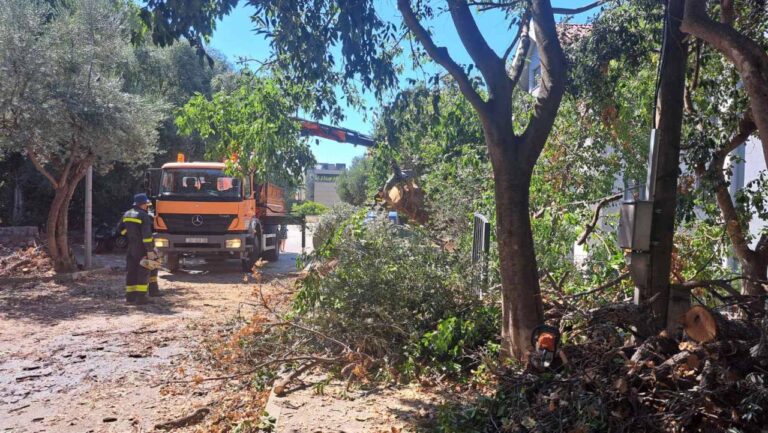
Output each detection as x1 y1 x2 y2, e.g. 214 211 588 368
165 253 180 272
242 232 261 272
261 225 280 262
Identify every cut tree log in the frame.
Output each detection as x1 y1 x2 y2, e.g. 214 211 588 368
682 306 760 343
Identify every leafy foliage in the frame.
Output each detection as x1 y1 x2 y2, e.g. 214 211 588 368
335 156 373 206
308 203 357 255
140 0 398 120
135 0 238 66
175 73 315 185
291 200 328 217
0 0 167 269
0 0 167 172
406 305 499 379
295 217 483 365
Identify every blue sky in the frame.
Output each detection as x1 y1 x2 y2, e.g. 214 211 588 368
207 1 596 166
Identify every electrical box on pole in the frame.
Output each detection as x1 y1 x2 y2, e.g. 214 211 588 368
618 200 653 252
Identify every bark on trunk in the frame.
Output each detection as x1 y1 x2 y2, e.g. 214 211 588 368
682 305 760 342
47 186 72 272
47 185 79 273
491 136 544 360
681 0 768 170
397 0 565 360
703 115 768 295
43 160 90 273
639 0 688 330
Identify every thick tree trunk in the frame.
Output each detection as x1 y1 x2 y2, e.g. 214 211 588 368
397 0 564 361
47 186 75 272
491 138 543 360
639 0 688 330
43 161 89 273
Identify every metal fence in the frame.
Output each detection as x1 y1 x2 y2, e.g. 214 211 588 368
472 213 491 296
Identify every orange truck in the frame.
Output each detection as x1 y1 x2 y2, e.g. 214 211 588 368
145 161 287 272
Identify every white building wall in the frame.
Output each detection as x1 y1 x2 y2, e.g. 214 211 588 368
313 181 342 207
741 137 767 248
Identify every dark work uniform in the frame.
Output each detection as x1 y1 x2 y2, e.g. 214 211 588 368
147 213 159 297
118 207 154 302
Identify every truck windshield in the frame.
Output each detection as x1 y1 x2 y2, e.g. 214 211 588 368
159 169 241 201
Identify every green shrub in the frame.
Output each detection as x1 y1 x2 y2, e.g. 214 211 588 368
292 200 328 216
295 217 482 366
309 203 356 253
406 305 499 379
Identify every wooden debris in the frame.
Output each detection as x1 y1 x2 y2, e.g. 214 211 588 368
682 305 759 342
273 361 319 396
154 407 210 431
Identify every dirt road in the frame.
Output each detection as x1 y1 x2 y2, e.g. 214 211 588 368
0 249 299 433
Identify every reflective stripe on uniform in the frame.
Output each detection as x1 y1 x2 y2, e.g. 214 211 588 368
126 284 148 293
123 217 142 224
143 238 153 243
149 276 158 283
120 229 127 235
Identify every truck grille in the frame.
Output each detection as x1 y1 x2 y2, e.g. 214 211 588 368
160 214 236 235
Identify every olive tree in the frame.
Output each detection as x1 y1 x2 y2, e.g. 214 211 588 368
0 0 166 272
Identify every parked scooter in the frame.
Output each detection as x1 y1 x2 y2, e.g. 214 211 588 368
94 222 128 253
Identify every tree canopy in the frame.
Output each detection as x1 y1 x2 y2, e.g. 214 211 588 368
175 74 315 186
0 0 167 271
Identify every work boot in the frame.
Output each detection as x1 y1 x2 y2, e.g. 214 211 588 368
133 294 150 305
126 292 137 303
148 288 162 297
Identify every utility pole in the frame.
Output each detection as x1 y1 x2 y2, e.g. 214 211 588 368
85 165 93 269
636 0 689 330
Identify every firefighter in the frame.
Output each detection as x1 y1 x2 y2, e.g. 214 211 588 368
119 193 156 304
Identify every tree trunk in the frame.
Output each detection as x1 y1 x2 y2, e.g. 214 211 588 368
45 163 89 273
397 0 565 361
490 133 544 360
682 305 760 342
681 0 768 170
711 158 767 295
12 181 24 225
638 0 688 330
47 185 75 272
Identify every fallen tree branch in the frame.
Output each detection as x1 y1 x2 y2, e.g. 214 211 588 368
264 321 352 352
566 272 630 299
160 355 343 385
273 360 320 396
577 193 622 245
154 407 210 431
671 277 744 298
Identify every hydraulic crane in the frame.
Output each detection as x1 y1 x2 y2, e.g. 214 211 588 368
296 118 376 148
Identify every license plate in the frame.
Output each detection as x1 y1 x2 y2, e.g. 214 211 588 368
185 237 208 243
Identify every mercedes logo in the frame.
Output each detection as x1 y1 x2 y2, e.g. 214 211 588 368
191 215 204 227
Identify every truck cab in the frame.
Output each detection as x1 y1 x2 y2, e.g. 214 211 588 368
147 161 285 272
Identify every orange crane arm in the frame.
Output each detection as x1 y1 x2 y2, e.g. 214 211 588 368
296 118 376 147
